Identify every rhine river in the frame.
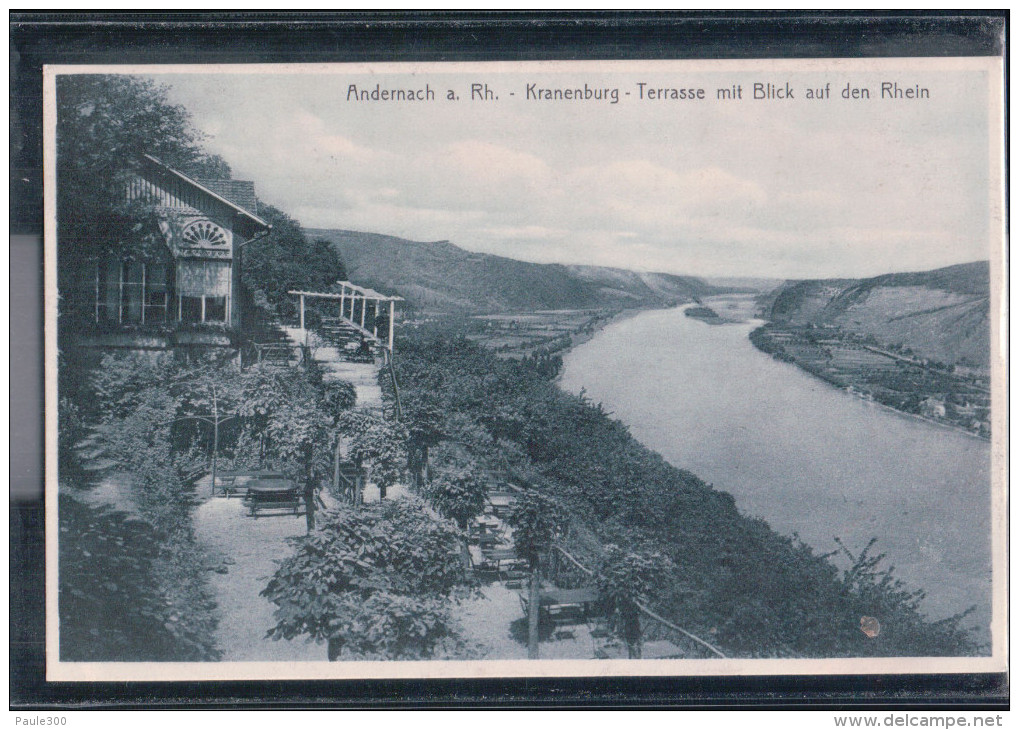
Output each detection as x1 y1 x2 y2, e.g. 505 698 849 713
560 298 993 635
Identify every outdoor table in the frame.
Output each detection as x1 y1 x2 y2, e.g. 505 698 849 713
539 587 599 607
516 586 601 624
475 548 524 575
488 492 517 505
216 470 286 497
481 548 518 562
245 478 302 517
247 477 297 492
639 640 685 660
222 470 285 479
487 492 518 518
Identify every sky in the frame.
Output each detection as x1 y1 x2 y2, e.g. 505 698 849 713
142 61 997 279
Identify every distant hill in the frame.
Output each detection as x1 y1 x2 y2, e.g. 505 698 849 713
765 261 991 368
702 276 784 293
306 228 733 313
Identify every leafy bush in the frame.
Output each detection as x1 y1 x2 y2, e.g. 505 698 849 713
262 497 476 660
426 450 489 530
507 490 569 568
58 494 219 661
597 545 672 657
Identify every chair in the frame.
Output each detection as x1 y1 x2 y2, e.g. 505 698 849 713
215 475 237 497
548 604 585 626
478 533 501 549
518 592 530 616
500 563 527 589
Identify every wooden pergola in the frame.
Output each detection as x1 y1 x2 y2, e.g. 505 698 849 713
289 282 404 351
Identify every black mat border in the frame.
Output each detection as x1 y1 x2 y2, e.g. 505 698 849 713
10 10 1009 709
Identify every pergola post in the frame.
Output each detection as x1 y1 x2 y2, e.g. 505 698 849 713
299 293 305 330
388 299 395 352
339 284 346 321
372 300 378 337
360 296 366 328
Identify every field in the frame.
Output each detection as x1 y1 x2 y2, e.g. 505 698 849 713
404 309 625 360
751 324 991 438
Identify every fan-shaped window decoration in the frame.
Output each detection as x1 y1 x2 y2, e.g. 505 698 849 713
182 220 229 247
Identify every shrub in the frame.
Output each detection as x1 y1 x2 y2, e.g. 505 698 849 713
262 497 475 660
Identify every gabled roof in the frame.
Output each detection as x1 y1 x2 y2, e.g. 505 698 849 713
193 179 259 217
142 154 269 230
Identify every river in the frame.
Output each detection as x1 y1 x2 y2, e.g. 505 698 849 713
559 297 992 635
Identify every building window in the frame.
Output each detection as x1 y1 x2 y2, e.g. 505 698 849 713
144 262 169 323
204 296 227 322
120 261 144 323
95 259 118 323
95 259 172 325
180 296 203 323
176 260 231 325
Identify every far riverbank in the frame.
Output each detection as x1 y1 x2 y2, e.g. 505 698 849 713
748 321 991 441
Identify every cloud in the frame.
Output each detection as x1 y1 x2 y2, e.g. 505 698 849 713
480 225 566 240
158 68 992 278
442 140 550 184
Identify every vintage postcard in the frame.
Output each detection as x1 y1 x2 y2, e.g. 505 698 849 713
43 57 1006 682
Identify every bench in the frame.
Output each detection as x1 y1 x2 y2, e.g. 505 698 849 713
215 474 238 497
487 491 518 518
246 479 303 518
500 567 528 589
248 489 302 517
218 470 285 498
254 344 300 366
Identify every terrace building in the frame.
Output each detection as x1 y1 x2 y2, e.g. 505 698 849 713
69 154 271 352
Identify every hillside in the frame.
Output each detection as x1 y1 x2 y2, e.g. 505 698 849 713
765 261 991 369
702 276 784 292
306 228 732 313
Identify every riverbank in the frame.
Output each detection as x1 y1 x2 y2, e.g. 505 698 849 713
467 306 656 361
749 322 990 440
454 305 668 380
558 306 655 353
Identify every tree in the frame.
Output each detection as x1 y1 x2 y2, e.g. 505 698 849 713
426 450 489 571
402 391 446 492
231 364 355 530
507 489 569 659
268 390 334 532
55 75 231 332
57 75 230 185
261 497 475 660
337 409 408 501
176 366 246 498
596 545 669 658
240 204 345 322
254 370 331 531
